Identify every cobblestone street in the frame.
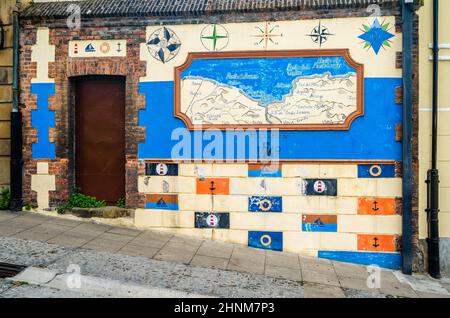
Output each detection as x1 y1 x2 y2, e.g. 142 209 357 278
0 210 449 298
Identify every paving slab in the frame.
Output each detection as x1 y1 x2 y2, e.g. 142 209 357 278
303 283 345 298
117 243 160 259
3 218 42 231
107 227 142 237
0 211 19 223
14 223 73 243
227 257 265 275
0 223 25 236
264 265 302 282
266 250 300 270
154 245 197 264
302 269 340 287
190 254 229 270
196 240 234 259
338 276 379 293
47 234 91 248
82 234 134 253
44 217 82 227
300 257 335 273
333 261 371 279
9 267 57 285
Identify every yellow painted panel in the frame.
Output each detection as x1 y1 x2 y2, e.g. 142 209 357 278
439 213 450 238
438 162 450 188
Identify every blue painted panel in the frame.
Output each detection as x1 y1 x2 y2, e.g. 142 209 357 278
248 196 282 213
358 164 396 178
318 251 401 270
302 223 337 233
248 169 282 178
145 203 179 210
138 78 402 161
248 231 283 251
31 83 56 159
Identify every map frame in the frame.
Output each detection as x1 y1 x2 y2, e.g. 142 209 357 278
174 49 364 131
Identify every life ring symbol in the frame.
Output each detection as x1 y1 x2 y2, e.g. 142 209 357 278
259 199 272 212
260 235 272 247
100 42 110 54
369 165 383 177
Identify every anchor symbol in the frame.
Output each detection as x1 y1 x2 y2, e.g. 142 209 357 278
372 201 380 212
372 237 380 248
209 181 216 194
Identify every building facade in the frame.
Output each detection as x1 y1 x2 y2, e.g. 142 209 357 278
17 0 422 271
418 0 450 275
0 0 17 190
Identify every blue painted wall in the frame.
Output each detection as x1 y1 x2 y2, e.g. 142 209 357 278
31 83 56 159
318 251 401 270
138 78 402 160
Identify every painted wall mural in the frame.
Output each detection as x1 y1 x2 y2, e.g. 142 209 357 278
134 16 403 269
68 40 127 58
175 50 364 130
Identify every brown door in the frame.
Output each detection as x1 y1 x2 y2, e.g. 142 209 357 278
75 76 125 204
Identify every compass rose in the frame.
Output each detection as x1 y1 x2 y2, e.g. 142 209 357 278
146 27 181 63
307 21 334 47
200 24 229 51
253 22 282 49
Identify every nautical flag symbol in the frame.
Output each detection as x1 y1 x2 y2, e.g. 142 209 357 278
146 194 178 210
302 214 337 232
314 180 326 193
85 43 96 53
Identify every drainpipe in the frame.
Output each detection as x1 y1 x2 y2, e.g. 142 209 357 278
401 0 415 275
9 2 22 211
426 0 441 279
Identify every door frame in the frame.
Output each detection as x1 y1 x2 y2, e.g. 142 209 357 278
69 75 127 203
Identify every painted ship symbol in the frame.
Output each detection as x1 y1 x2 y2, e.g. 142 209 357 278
85 43 96 53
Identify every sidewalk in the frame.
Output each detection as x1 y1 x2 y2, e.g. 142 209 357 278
0 210 449 298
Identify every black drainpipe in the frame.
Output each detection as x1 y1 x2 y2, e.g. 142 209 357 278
426 0 441 279
401 0 415 275
9 3 22 212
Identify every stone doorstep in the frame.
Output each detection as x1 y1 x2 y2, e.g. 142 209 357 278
70 207 133 219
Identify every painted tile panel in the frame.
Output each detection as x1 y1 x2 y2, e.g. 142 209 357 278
196 178 229 195
358 198 397 215
145 163 179 176
195 212 230 229
145 194 179 210
358 164 396 178
302 214 337 232
357 234 398 252
303 179 337 196
318 251 401 270
248 196 282 213
248 164 282 178
248 231 283 252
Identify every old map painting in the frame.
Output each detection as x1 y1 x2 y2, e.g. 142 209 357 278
175 50 364 130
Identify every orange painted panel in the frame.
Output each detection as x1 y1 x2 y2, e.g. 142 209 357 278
358 198 396 215
196 178 229 195
357 234 397 252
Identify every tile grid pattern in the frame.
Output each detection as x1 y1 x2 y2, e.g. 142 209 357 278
136 162 402 268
